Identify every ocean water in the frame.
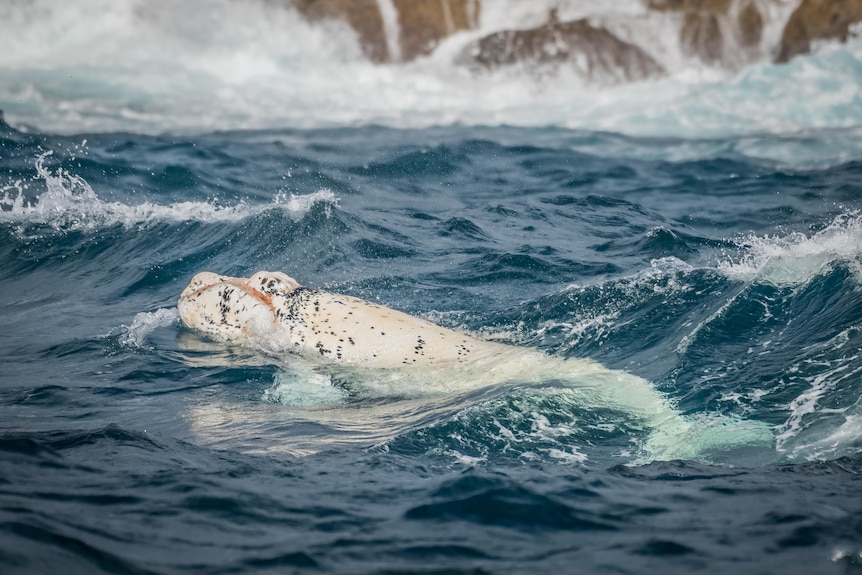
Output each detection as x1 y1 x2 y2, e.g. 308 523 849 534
3 1 862 574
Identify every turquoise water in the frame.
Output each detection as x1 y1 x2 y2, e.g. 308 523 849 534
3 1 862 573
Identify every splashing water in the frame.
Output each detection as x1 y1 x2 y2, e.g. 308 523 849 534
717 212 862 288
116 308 179 350
0 0 861 143
0 151 338 233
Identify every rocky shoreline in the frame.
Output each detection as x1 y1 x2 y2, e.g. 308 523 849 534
283 0 862 81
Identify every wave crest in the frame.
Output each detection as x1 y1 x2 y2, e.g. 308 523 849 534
0 151 338 234
718 211 862 288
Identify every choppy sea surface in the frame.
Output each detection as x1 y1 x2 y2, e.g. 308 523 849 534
3 1 862 574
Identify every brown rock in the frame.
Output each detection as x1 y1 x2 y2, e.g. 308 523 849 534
393 0 481 61
680 12 724 63
459 18 664 82
646 0 732 12
647 0 732 64
776 0 862 63
647 0 765 64
290 0 480 62
737 1 763 48
291 0 390 62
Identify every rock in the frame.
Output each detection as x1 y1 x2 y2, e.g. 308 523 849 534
776 0 862 63
680 11 725 63
289 0 480 62
737 1 763 48
646 0 732 11
393 0 481 61
647 0 763 65
458 17 664 82
291 0 390 62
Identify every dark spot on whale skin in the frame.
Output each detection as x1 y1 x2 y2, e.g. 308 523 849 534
216 286 237 326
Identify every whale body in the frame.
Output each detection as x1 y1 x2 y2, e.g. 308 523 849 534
178 270 774 460
179 270 512 369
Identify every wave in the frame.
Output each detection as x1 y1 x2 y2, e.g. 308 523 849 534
716 212 862 287
0 0 860 140
110 207 862 466
529 212 862 351
456 217 862 463
0 151 338 233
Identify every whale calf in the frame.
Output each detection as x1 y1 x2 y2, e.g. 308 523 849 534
178 270 773 460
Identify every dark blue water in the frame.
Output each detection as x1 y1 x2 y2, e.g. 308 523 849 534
2 117 862 574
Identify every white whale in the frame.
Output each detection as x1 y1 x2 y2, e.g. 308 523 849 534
179 270 515 369
178 270 773 460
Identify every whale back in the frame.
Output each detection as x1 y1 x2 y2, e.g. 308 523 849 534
178 271 502 368
271 288 503 367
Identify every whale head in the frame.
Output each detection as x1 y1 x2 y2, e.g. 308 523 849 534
178 271 302 342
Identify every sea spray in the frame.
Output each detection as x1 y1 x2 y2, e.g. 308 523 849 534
0 0 860 139
0 151 338 233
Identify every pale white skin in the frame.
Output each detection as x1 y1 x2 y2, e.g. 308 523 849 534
177 271 772 460
178 270 512 369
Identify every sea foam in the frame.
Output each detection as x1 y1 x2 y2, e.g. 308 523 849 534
0 0 860 153
0 151 338 233
717 212 862 288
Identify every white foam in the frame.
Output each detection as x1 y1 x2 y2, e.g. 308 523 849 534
0 0 860 157
774 325 862 459
545 447 589 464
449 394 590 464
446 450 488 466
274 189 338 218
117 307 179 349
0 151 337 232
717 212 862 288
262 369 348 407
535 311 621 350
791 412 862 462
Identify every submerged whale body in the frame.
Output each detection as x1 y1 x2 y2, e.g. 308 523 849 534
178 270 774 460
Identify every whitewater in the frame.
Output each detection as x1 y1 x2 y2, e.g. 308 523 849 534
0 0 860 147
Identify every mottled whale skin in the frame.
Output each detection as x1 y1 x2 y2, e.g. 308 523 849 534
178 270 511 369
